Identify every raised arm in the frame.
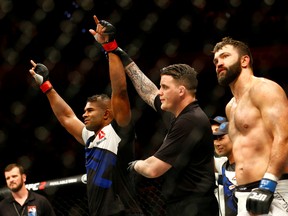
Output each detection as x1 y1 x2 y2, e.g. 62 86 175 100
89 15 131 126
89 15 158 110
29 60 85 145
108 52 131 126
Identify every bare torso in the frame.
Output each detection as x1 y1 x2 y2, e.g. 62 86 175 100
227 77 288 185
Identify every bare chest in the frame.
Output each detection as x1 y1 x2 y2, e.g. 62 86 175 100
229 97 259 135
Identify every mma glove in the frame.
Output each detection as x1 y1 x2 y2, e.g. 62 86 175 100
32 63 53 93
246 173 278 215
97 20 118 52
96 20 133 66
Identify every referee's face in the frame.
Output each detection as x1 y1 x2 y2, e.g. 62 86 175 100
159 75 183 116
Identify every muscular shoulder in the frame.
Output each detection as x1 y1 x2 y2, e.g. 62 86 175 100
251 77 284 95
250 77 287 103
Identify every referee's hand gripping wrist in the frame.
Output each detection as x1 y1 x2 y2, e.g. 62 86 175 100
127 160 138 172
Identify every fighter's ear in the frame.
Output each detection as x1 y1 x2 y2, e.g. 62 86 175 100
103 108 112 120
241 55 250 68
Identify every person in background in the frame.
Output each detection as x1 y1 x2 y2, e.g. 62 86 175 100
28 16 144 215
210 115 227 134
213 122 237 216
210 115 228 215
213 36 288 215
0 163 56 216
90 15 219 216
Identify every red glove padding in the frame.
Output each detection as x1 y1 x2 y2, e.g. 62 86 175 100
102 40 118 52
40 81 53 94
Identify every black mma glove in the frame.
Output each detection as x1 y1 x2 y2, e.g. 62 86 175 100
98 20 118 52
127 160 138 172
32 63 53 93
92 18 133 66
246 173 278 215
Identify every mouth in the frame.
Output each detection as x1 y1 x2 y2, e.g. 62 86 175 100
217 68 225 75
218 71 224 76
217 147 223 152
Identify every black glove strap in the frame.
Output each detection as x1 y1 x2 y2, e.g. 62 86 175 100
112 47 133 67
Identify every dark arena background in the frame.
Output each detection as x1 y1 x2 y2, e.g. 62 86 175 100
1 0 288 215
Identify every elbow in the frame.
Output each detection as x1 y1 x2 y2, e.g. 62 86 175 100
142 168 163 178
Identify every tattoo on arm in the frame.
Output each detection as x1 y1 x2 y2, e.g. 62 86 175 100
125 62 158 110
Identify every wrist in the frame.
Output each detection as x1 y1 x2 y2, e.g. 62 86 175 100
102 40 118 52
263 173 279 181
133 160 138 171
259 173 278 192
40 81 53 93
112 47 133 67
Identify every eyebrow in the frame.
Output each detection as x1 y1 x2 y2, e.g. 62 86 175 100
213 52 230 64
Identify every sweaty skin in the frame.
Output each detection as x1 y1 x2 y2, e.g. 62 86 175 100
213 45 288 185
